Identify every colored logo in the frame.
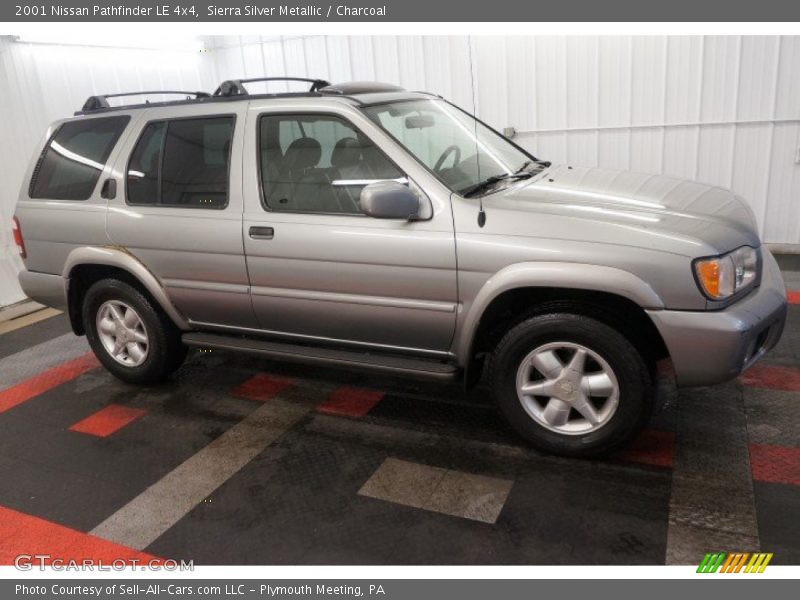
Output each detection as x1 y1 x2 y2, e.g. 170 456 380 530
697 552 773 573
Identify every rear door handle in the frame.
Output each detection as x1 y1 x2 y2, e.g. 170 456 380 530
100 178 117 200
249 226 274 240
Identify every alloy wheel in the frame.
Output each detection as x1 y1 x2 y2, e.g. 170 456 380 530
515 341 619 435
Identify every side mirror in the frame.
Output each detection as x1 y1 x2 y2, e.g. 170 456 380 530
360 181 421 220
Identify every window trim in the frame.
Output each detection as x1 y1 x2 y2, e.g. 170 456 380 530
125 113 237 210
256 111 406 217
29 115 131 201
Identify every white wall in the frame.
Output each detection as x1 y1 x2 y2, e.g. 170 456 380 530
1 34 799 307
0 36 213 306
472 36 800 248
210 35 800 247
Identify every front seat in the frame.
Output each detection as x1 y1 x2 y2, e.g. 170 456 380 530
329 137 373 212
266 137 322 211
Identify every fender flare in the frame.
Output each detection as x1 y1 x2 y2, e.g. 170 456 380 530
455 261 665 363
63 246 190 330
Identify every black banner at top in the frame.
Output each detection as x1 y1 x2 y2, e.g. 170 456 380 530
4 0 800 22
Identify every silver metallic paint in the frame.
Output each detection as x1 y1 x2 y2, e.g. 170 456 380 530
14 93 788 388
62 246 190 330
104 103 255 329
241 99 459 352
648 249 787 386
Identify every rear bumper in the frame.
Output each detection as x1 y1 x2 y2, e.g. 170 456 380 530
648 249 787 387
18 269 67 311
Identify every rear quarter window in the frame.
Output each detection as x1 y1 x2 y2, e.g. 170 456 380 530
29 116 130 200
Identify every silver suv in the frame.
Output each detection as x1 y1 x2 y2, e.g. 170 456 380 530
13 78 788 457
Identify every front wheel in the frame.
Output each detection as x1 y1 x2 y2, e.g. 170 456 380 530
489 312 652 457
83 278 187 384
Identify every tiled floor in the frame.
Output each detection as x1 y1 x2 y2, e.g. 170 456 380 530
0 271 798 565
358 457 514 524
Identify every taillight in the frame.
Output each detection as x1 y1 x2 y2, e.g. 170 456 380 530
12 216 26 259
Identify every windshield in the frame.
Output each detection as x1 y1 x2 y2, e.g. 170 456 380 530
363 99 543 196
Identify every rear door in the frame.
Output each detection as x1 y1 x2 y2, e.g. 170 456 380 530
242 99 458 355
107 103 256 329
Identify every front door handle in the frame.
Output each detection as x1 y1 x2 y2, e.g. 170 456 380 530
249 226 274 240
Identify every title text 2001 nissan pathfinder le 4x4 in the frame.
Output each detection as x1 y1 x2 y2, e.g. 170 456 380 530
13 78 788 457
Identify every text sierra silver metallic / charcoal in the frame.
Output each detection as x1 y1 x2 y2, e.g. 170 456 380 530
13 78 787 457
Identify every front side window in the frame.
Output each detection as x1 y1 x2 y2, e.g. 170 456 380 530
363 99 542 197
259 114 403 214
30 116 130 200
127 116 234 208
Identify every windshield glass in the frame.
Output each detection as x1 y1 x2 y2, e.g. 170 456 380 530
363 99 540 196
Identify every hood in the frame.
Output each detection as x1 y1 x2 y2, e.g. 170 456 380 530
491 165 760 256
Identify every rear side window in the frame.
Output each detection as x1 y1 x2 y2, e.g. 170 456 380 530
30 116 130 200
127 116 234 209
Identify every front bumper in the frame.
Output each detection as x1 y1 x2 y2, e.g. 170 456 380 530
647 249 787 387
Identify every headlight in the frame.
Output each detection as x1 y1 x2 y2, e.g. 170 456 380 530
694 246 759 300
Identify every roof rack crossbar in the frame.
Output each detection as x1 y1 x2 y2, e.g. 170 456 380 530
214 77 331 97
81 91 211 113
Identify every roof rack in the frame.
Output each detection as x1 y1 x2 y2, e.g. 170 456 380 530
214 77 331 97
81 91 211 113
76 79 415 116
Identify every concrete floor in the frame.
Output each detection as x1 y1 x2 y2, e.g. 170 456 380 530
0 272 798 566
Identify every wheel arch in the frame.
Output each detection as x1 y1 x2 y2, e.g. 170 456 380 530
457 262 669 386
63 246 189 335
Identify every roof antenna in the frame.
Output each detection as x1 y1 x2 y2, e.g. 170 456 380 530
468 36 486 228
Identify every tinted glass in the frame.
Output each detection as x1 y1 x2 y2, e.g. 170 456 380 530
259 114 403 214
127 121 165 205
127 117 234 208
30 116 130 200
161 117 234 208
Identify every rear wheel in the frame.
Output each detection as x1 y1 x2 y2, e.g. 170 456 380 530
489 312 652 457
83 278 187 384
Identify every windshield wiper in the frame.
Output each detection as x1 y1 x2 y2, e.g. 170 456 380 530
462 171 533 198
515 160 533 174
515 159 551 174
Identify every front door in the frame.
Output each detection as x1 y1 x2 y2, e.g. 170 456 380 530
242 102 458 355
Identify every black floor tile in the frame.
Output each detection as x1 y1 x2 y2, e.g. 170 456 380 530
753 481 800 564
0 313 72 360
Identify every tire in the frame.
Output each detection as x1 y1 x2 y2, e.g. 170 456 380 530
83 278 187 384
489 311 652 458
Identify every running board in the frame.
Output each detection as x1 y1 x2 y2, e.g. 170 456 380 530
182 332 460 381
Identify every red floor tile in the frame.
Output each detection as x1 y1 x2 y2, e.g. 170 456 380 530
740 364 800 392
0 352 99 414
750 444 800 486
318 386 385 417
786 290 800 305
0 505 160 566
617 429 675 468
69 404 147 438
231 373 295 402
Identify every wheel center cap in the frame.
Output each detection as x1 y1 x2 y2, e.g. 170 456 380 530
556 379 577 401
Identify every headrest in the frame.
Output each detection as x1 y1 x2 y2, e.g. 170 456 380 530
283 137 321 172
330 137 362 169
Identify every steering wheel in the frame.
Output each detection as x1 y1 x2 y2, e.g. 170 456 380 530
434 145 461 172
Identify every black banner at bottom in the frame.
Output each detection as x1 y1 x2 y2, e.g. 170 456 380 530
5 579 796 600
